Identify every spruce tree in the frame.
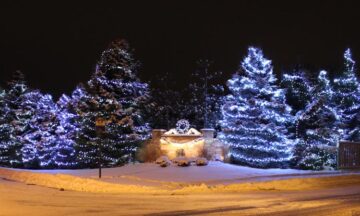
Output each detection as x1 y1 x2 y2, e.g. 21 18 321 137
281 71 313 115
53 95 77 168
73 39 150 168
292 71 338 170
22 92 57 168
333 48 360 141
0 86 11 166
2 71 34 167
219 47 293 168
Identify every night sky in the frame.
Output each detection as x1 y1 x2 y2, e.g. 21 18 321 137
1 0 360 98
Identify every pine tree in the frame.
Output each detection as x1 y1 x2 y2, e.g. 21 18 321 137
0 86 11 166
281 70 313 115
2 71 34 167
22 92 57 168
53 95 77 168
292 71 338 170
185 60 225 129
333 48 360 141
73 39 150 168
219 47 293 168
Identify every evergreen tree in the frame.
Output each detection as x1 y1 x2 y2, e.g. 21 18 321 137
73 39 150 168
185 60 224 129
333 48 360 141
0 86 11 166
292 71 338 170
219 47 293 168
22 92 57 168
2 71 34 167
281 70 313 115
53 94 77 168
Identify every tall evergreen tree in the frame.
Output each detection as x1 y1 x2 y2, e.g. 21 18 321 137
292 71 338 170
185 60 225 129
333 48 360 141
53 94 77 168
2 71 34 167
22 92 57 168
219 47 293 168
73 39 150 168
0 86 11 166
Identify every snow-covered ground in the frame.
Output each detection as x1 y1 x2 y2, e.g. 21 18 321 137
6 161 349 187
1 162 360 194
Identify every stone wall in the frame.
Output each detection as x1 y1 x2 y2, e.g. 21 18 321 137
142 128 227 162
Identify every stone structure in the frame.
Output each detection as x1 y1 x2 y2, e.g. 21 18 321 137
145 128 227 161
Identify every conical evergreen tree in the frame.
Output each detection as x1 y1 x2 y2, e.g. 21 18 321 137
73 39 150 168
292 71 338 170
53 94 77 168
219 47 293 168
333 49 360 141
2 71 34 167
0 86 11 166
22 92 57 168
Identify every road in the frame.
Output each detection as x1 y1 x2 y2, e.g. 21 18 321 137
1 178 360 216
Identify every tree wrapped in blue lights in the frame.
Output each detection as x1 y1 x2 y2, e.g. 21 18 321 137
22 92 58 168
219 47 293 168
333 49 360 141
53 95 77 168
0 86 11 166
281 70 313 115
292 71 338 170
1 71 34 167
73 39 150 168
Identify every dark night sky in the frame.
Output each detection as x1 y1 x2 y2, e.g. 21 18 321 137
1 0 360 98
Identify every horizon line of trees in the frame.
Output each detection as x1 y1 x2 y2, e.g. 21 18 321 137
0 38 360 170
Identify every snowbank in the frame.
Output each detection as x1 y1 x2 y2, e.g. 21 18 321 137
1 162 360 195
175 175 360 194
0 168 164 194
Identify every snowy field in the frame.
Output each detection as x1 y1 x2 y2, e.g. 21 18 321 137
1 162 360 193
8 162 343 186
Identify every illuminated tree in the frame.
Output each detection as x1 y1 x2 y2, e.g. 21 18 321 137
281 71 313 115
333 48 360 141
53 95 77 168
292 71 338 170
0 86 11 166
1 71 33 167
219 47 293 168
73 39 150 168
22 93 57 168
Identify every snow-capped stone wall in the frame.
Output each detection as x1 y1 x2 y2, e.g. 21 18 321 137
143 128 227 162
